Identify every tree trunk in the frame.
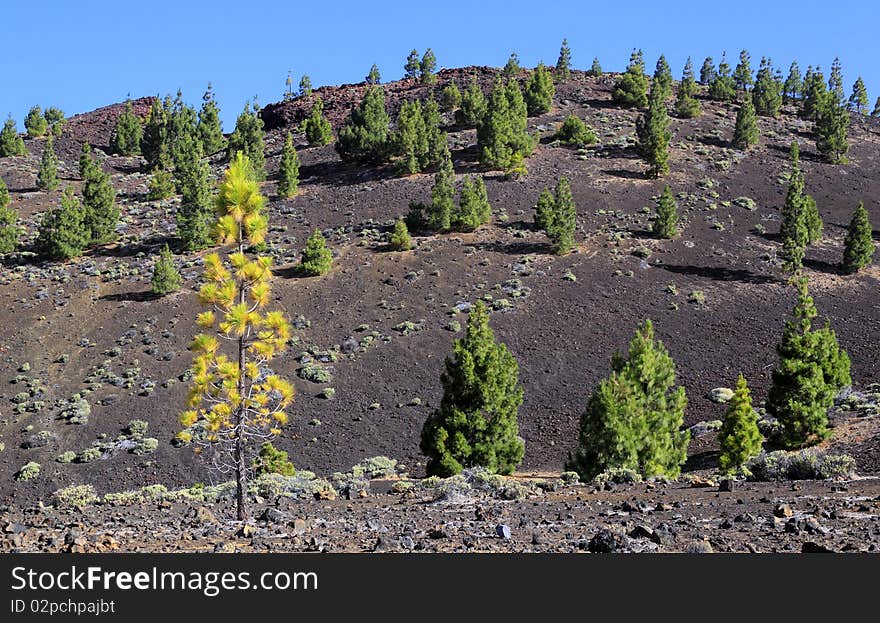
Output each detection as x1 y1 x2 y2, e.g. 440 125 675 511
234 234 249 523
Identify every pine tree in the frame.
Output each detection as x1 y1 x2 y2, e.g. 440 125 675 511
176 137 214 251
284 72 295 101
524 62 555 115
198 84 226 155
816 92 850 164
752 57 782 117
534 187 554 231
587 57 602 77
142 97 171 171
0 118 27 157
766 277 851 448
277 132 300 198
227 101 266 178
148 168 175 201
420 49 437 84
718 374 763 473
336 86 390 164
80 146 119 244
848 77 869 113
389 218 412 251
36 135 59 191
732 91 759 149
404 50 421 80
441 83 462 112
566 319 689 481
709 53 736 101
453 174 491 232
674 57 701 118
779 142 810 273
554 114 597 146
111 100 143 156
503 53 521 78
300 228 333 275
366 64 381 84
420 301 524 476
699 56 716 85
828 57 845 105
426 149 455 231
303 97 334 146
653 54 673 101
842 202 874 273
613 49 649 108
783 61 803 104
394 100 429 175
458 74 487 127
733 50 753 90
0 177 20 254
653 185 678 238
803 194 823 244
35 186 89 260
635 86 672 177
873 96 880 117
180 152 294 523
546 176 576 254
556 38 572 82
801 66 828 120
24 105 48 138
44 107 65 136
422 97 447 168
477 77 535 172
151 243 182 295
299 75 313 97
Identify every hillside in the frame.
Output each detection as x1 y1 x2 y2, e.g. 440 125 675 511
1 65 879 509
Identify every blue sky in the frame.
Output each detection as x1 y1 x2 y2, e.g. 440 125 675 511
2 0 878 129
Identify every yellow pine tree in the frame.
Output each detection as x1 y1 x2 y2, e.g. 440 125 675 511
178 152 294 522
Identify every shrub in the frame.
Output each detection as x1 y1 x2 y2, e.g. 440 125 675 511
389 218 412 251
253 442 296 477
15 462 41 481
56 451 76 463
555 115 597 146
592 467 642 487
54 484 98 508
747 451 856 481
77 447 103 463
300 228 333 275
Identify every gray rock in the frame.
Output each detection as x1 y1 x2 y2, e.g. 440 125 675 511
495 524 511 540
708 387 734 403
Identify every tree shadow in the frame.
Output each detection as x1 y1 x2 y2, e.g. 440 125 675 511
804 257 843 276
100 290 162 303
767 142 825 163
683 450 720 472
89 234 177 258
504 219 539 233
695 134 729 149
111 162 145 175
659 263 780 284
602 168 647 180
582 97 627 111
275 264 310 279
595 143 640 160
471 239 553 255
298 159 400 188
756 229 781 243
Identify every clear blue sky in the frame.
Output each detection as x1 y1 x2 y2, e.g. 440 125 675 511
2 0 878 129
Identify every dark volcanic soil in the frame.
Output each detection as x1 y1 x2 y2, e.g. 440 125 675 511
1 67 879 510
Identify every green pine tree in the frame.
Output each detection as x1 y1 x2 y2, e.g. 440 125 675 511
427 149 455 231
732 91 759 149
783 61 803 103
554 114 597 146
148 168 175 201
227 101 266 178
420 49 437 84
545 176 576 254
452 174 491 232
142 97 171 171
766 277 851 448
674 57 701 118
635 86 672 177
653 185 679 238
420 301 525 476
394 100 429 174
389 218 412 251
277 132 300 198
848 77 869 113
0 177 20 254
198 84 226 155
477 77 534 172
80 147 119 244
366 64 381 84
404 49 421 80
300 228 333 276
699 56 716 85
458 74 487 127
44 107 65 137
801 66 828 120
36 135 60 191
440 83 462 112
534 187 554 231
613 49 649 108
175 139 214 251
752 57 783 117
828 57 845 105
336 86 390 164
733 50 753 90
718 374 763 473
556 38 572 82
816 92 850 164
708 53 736 101
872 96 880 117
503 52 521 78
653 54 673 100
24 105 48 138
566 319 689 481
151 243 182 295
303 97 334 146
0 118 27 157
524 62 555 115
779 142 810 273
842 202 874 273
35 186 89 260
299 75 313 97
111 100 143 156
587 57 602 77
